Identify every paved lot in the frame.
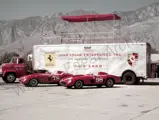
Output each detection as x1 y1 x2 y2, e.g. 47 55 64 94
1 79 159 120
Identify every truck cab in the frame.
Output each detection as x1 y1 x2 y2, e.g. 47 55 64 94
0 57 28 83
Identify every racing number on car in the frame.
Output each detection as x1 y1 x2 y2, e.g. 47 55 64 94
96 77 103 83
52 76 60 80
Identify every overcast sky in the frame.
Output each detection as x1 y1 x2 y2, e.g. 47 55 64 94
0 0 158 20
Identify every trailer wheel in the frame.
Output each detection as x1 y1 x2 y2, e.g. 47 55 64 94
3 73 16 83
122 71 136 85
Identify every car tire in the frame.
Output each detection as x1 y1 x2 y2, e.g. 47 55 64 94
74 80 83 89
3 73 16 83
122 71 136 85
29 79 38 87
105 78 114 88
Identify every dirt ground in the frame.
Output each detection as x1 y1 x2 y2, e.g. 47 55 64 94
1 79 159 120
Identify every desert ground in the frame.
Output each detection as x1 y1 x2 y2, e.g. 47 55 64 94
1 79 159 120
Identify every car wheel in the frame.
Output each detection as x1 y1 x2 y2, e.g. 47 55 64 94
29 79 38 87
122 71 136 85
74 80 83 89
3 73 16 83
105 78 114 88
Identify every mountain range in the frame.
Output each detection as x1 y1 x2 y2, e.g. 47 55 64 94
0 2 159 57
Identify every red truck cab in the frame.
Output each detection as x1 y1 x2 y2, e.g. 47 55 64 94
0 57 28 83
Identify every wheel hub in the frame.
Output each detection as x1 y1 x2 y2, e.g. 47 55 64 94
107 80 113 86
7 75 15 82
31 80 37 86
76 82 82 88
126 76 132 81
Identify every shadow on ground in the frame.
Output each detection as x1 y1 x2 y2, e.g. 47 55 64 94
1 81 159 87
66 86 123 90
0 82 19 86
137 82 159 86
37 84 60 87
116 81 159 86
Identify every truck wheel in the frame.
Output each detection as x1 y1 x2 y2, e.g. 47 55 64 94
74 80 83 89
122 71 136 85
105 78 114 88
4 73 16 83
29 79 38 87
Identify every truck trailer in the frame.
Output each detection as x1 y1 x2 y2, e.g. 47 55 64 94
32 42 151 85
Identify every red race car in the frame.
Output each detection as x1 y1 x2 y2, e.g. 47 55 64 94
19 71 73 87
60 72 121 89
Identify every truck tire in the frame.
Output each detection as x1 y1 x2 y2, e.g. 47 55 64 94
3 73 16 83
122 71 136 85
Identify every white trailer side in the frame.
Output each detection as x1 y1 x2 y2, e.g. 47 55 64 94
32 42 151 85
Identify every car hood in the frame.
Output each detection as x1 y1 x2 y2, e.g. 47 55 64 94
61 74 85 81
20 73 47 79
73 74 85 77
2 63 14 68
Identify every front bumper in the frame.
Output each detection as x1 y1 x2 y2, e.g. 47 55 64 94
19 78 28 84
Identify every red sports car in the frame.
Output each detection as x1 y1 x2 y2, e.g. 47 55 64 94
60 72 121 89
19 71 73 87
